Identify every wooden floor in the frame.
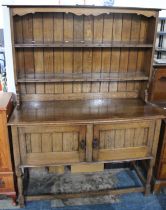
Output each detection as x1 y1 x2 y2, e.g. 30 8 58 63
8 99 164 125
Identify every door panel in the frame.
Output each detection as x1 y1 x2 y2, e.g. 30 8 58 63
93 120 155 161
0 112 12 172
18 125 86 166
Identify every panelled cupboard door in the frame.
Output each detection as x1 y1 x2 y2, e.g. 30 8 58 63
0 112 12 172
93 120 155 161
18 125 86 166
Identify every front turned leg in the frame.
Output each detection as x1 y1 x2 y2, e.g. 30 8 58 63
16 168 25 208
145 159 153 195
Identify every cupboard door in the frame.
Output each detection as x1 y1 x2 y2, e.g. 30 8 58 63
18 125 86 166
93 120 155 161
0 112 12 172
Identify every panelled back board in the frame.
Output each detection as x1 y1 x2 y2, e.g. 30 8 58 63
11 7 157 103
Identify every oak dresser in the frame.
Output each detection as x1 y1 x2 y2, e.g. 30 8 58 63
5 4 165 207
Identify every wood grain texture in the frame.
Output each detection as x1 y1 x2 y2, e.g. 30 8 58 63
9 99 164 125
9 6 162 204
71 163 104 173
13 11 157 101
0 93 16 199
17 125 86 165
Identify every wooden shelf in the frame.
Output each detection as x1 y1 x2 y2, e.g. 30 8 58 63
14 41 153 48
17 72 149 83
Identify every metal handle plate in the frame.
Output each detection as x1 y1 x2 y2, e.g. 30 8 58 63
93 138 99 149
80 139 86 150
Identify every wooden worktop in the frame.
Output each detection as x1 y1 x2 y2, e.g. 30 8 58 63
8 99 165 125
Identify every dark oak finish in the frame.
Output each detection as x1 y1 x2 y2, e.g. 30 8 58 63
8 5 164 207
8 99 164 125
11 8 157 102
14 41 153 48
16 72 149 83
0 93 16 204
153 118 166 193
149 66 166 101
149 65 166 193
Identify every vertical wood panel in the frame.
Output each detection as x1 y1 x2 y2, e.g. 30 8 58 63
22 14 33 43
24 49 35 93
83 16 93 92
134 128 144 146
42 133 52 152
84 16 93 42
109 14 123 93
43 49 54 93
54 13 64 93
103 14 113 42
73 132 79 151
139 17 148 43
115 129 125 148
31 134 42 153
105 130 115 149
22 14 35 94
43 13 54 93
118 14 132 91
143 128 149 145
101 14 113 92
64 14 74 93
92 15 103 92
63 49 73 93
99 131 105 149
101 48 110 92
127 15 141 91
14 16 23 43
112 14 122 42
137 17 148 84
91 53 102 91
63 132 74 152
73 15 83 93
33 13 44 93
82 48 92 93
125 128 135 147
16 49 26 93
25 134 31 153
52 133 63 152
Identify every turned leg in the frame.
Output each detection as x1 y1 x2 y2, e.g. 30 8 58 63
11 126 25 207
145 159 153 195
16 168 25 208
